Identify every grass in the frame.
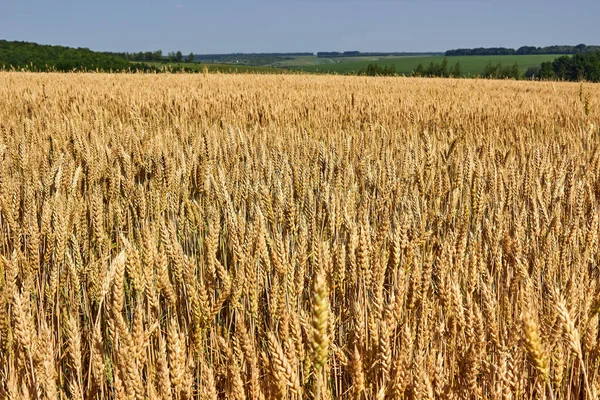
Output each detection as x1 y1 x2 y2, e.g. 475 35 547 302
295 54 567 75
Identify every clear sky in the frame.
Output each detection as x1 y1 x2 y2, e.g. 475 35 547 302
1 0 598 54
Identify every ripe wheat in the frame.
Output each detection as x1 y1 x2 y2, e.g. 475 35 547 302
0 72 599 399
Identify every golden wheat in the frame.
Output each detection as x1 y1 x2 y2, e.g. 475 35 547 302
0 72 599 399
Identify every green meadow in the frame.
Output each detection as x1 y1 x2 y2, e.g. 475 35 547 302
293 54 566 76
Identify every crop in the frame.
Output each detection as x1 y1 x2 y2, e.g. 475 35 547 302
0 72 599 399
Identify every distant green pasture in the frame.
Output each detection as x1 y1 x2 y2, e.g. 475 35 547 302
295 54 567 76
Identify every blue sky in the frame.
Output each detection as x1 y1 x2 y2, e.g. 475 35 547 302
1 0 598 54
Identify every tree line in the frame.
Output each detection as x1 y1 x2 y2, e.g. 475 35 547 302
358 64 397 76
0 40 137 72
0 40 205 72
528 52 600 82
481 62 521 80
446 44 600 56
362 53 600 82
412 58 462 77
0 40 298 73
356 59 463 78
102 50 164 62
413 53 600 82
412 60 520 80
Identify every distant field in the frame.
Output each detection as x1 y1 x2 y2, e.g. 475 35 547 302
139 55 568 77
293 54 567 75
269 56 336 67
269 55 435 68
140 61 284 74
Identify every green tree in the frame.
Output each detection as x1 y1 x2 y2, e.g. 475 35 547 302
358 63 396 77
539 62 556 80
508 63 520 80
176 51 183 62
525 66 540 80
440 57 449 77
451 61 461 77
426 62 439 77
187 52 195 63
482 62 500 78
552 56 571 80
413 63 425 77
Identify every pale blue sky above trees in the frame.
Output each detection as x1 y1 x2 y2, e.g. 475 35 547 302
1 0 598 54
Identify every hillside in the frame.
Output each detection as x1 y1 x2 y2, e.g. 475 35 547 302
0 40 287 74
0 40 141 72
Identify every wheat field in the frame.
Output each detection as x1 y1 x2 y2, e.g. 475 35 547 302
0 72 599 399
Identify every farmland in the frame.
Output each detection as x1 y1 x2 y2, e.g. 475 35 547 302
0 72 599 399
0 39 573 78
292 54 566 75
145 54 568 77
